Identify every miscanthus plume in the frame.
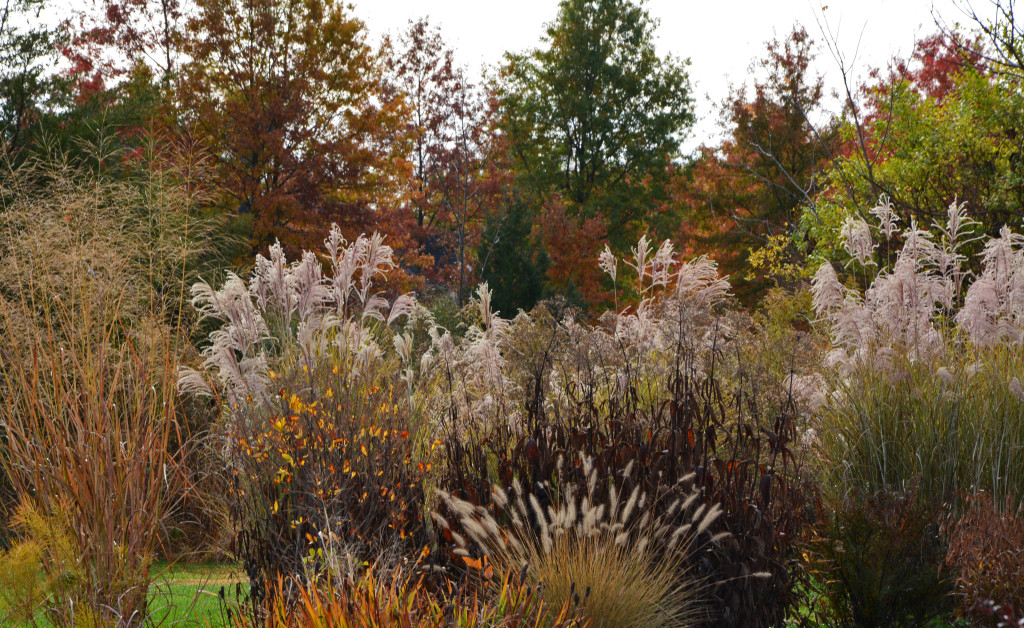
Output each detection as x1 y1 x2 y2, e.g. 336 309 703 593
812 198 1023 369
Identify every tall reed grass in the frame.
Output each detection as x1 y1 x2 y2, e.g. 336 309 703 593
0 135 213 624
0 261 187 624
812 198 1024 509
816 345 1024 508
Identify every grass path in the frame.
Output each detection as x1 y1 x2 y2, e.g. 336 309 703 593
147 561 246 627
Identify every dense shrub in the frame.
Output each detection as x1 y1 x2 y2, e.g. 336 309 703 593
226 372 438 604
179 229 437 605
808 485 953 627
945 491 1024 625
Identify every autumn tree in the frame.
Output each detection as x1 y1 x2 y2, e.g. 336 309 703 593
178 0 413 258
434 78 503 305
940 0 1024 80
90 0 184 81
389 19 502 304
1 0 175 176
40 0 199 171
837 31 1012 226
60 0 186 98
495 0 694 307
890 31 985 101
390 18 456 233
681 26 838 300
798 26 1022 274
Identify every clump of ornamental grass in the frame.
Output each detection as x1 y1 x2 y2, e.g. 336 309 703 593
0 133 220 347
811 197 1024 509
0 136 212 625
435 458 724 628
398 234 736 444
0 263 188 626
178 225 417 410
522 533 685 628
814 344 1024 508
233 569 581 628
179 227 435 605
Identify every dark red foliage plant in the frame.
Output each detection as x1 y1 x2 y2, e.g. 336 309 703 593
945 490 1024 626
434 306 814 627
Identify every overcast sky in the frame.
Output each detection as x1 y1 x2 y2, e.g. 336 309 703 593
350 0 976 150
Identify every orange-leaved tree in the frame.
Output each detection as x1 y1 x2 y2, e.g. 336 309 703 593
178 0 417 275
389 18 503 303
678 26 838 302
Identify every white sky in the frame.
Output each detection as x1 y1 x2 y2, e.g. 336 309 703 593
350 0 975 150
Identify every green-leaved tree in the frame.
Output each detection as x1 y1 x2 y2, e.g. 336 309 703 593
492 0 694 307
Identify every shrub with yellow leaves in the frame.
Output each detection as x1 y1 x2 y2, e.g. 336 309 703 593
226 367 440 607
179 227 437 606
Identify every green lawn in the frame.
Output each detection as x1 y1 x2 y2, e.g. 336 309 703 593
147 561 247 627
0 562 247 627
